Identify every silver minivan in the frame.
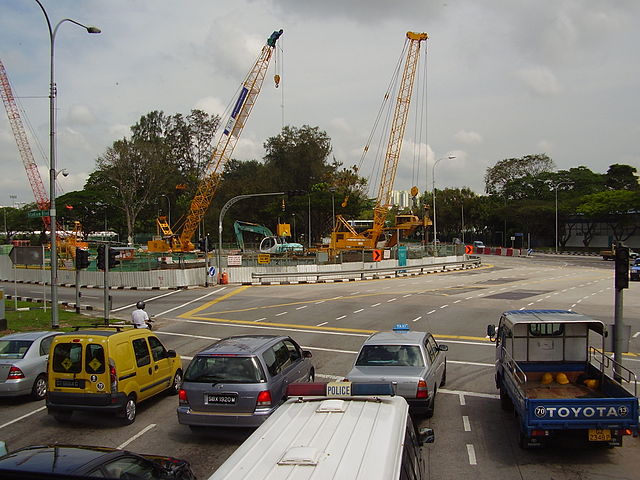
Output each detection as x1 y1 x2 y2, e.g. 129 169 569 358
177 335 314 429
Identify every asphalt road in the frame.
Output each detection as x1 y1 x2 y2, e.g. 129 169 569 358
1 253 639 479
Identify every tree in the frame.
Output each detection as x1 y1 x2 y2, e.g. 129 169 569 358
484 154 555 197
577 190 640 243
605 164 639 191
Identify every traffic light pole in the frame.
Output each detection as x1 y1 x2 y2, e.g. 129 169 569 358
613 242 629 381
103 243 110 325
75 268 80 314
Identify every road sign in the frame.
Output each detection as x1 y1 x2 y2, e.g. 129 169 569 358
465 245 473 254
27 209 50 218
9 246 43 266
258 254 271 264
208 266 217 277
373 249 382 262
227 255 242 266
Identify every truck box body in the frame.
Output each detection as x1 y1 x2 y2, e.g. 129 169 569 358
488 310 638 448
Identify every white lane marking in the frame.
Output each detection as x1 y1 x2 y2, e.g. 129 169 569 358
448 360 494 367
118 424 156 449
336 315 347 320
465 297 474 300
440 304 448 309
112 289 186 313
315 301 325 304
275 312 288 316
255 318 267 322
151 288 227 317
412 316 422 323
427 309 436 315
353 309 364 314
440 389 499 399
387 298 397 303
0 406 46 430
316 322 328 327
370 303 381 307
467 444 477 466
403 294 412 298
296 306 308 310
453 300 461 304
463 415 471 432
633 332 640 339
459 393 466 406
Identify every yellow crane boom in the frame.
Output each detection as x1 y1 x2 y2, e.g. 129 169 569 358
331 31 428 252
173 29 283 252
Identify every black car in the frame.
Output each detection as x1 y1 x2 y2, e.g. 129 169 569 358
0 444 196 480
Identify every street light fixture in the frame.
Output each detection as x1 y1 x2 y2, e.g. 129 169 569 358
554 181 574 254
35 0 100 328
432 154 456 254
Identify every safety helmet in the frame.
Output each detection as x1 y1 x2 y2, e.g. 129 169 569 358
136 301 145 309
541 372 553 385
555 372 569 385
584 379 599 389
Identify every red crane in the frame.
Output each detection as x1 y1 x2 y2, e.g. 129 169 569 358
0 58 52 230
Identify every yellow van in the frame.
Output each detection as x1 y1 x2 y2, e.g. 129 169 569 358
46 325 182 425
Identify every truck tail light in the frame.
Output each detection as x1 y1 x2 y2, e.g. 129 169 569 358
256 390 272 407
416 379 428 399
7 366 24 379
109 364 118 391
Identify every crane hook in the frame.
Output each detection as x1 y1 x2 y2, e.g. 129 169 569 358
274 74 281 88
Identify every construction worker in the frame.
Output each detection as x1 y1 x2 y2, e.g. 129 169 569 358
131 301 152 329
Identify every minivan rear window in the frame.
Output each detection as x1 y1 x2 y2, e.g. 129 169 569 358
185 356 265 384
85 344 106 374
52 343 82 373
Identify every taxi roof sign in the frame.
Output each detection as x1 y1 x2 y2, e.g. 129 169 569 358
392 323 410 332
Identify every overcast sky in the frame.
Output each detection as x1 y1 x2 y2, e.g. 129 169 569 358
1 0 638 208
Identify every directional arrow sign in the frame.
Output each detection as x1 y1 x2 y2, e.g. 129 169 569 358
373 249 382 262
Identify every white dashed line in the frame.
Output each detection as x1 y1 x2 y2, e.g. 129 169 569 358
353 309 364 314
387 298 397 303
463 416 471 432
275 312 288 316
316 322 328 327
427 309 436 315
371 303 381 307
255 318 266 322
467 444 477 466
412 316 422 322
118 424 156 450
296 306 308 310
336 315 347 320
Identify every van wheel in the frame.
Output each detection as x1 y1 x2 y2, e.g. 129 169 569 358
53 411 72 423
307 368 315 382
425 387 436 418
120 396 137 425
168 370 182 395
31 374 47 401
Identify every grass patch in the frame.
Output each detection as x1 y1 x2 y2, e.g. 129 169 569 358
2 300 107 334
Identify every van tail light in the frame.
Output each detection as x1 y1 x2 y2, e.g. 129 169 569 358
256 390 272 407
109 364 118 391
7 366 25 379
178 389 188 404
416 379 428 399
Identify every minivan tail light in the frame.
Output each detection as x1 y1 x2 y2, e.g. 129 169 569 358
178 389 188 404
256 390 272 407
109 364 118 391
7 366 24 379
416 379 428 399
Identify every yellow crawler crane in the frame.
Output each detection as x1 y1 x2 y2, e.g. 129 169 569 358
150 29 283 252
331 31 429 253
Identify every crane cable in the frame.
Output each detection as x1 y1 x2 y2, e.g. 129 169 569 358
357 38 410 200
410 44 429 204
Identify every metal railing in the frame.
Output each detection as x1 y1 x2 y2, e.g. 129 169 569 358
589 346 638 397
251 257 481 283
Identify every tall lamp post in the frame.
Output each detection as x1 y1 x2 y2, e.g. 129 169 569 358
35 0 100 328
432 155 456 254
554 181 573 254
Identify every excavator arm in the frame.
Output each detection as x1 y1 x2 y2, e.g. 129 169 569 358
233 221 274 251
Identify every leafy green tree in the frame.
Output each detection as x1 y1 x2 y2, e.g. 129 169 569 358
577 190 640 243
484 154 555 197
605 164 639 191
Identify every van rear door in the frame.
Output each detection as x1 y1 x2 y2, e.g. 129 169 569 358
49 338 111 394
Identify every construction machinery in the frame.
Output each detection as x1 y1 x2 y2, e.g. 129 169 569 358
234 220 303 254
330 32 431 253
148 29 283 253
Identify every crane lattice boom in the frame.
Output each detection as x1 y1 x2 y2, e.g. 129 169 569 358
174 29 283 252
0 59 51 229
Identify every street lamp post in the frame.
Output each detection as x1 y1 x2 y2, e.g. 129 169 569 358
161 194 171 226
432 155 456 255
554 181 573 254
35 0 100 328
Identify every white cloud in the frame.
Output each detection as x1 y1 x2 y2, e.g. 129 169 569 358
67 105 96 126
454 130 483 145
515 66 562 96
194 96 227 117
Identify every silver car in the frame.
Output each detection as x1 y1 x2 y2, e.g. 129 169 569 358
346 324 447 417
0 331 60 400
177 335 314 429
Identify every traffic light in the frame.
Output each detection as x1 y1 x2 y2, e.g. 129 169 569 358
108 248 120 269
615 244 629 290
75 248 90 270
97 245 106 270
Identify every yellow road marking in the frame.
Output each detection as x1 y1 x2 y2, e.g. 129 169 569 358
181 315 377 334
178 286 251 318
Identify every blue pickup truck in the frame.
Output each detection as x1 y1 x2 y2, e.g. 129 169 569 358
487 310 638 448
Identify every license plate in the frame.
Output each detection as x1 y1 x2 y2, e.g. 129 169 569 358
588 429 611 441
55 379 84 389
207 394 236 405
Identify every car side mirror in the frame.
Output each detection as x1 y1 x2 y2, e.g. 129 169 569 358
302 350 312 358
0 441 7 456
487 324 496 341
166 350 177 358
417 427 435 445
438 344 448 352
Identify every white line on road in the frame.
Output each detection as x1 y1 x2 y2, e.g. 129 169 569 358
440 389 499 399
412 316 422 322
427 309 436 314
316 322 328 327
370 303 381 307
440 304 448 309
403 294 412 298
466 444 477 465
275 312 288 316
463 415 471 432
296 306 308 310
151 288 227 317
353 309 364 314
255 318 267 322
112 289 186 313
118 424 156 449
0 406 46 430
458 393 466 406
633 332 640 339
387 298 397 303
336 315 346 320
